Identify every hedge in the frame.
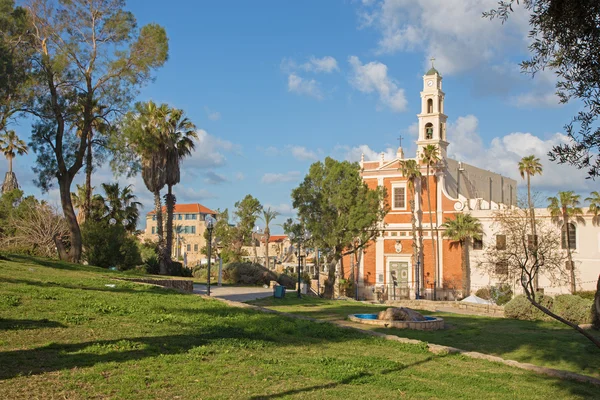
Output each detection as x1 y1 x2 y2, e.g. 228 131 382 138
504 293 593 325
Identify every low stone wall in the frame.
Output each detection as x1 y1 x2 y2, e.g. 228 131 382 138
384 299 505 317
348 314 444 331
122 278 193 293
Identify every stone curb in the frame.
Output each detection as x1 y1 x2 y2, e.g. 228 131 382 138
195 294 600 388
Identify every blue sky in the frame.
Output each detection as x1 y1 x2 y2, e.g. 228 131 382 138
5 0 597 233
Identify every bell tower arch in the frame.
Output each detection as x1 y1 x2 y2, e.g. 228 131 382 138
416 60 448 159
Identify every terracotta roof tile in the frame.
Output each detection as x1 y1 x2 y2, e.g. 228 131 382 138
148 203 217 216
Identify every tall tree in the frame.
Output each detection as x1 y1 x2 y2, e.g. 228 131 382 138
518 155 543 289
233 194 262 262
547 191 585 293
292 157 388 298
122 101 169 274
0 130 27 193
485 1 600 178
400 159 422 296
95 182 142 233
421 144 440 297
260 207 280 269
162 107 197 262
441 213 482 297
585 191 600 226
23 0 168 262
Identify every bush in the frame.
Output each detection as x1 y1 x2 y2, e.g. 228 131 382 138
81 220 141 270
224 262 277 286
504 294 554 321
143 255 160 275
475 287 491 300
277 273 296 289
573 291 595 300
553 294 593 325
491 284 513 306
169 261 193 277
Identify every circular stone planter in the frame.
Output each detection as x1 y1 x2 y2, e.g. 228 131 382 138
349 313 444 331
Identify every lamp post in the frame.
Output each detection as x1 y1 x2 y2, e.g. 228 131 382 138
205 215 216 296
416 260 420 299
252 225 263 265
289 230 311 298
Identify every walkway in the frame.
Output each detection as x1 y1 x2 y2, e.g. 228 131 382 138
193 284 273 302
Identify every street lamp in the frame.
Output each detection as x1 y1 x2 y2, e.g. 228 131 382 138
289 230 311 298
205 214 216 296
252 225 263 265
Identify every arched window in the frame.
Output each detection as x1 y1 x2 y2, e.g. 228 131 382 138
438 97 442 113
427 98 433 113
561 222 577 249
425 123 433 139
440 123 444 140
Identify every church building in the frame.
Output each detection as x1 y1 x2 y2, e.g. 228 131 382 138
355 66 517 301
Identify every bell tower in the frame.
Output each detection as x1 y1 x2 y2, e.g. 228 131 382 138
416 60 448 159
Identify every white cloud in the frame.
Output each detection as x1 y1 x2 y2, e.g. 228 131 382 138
186 129 239 169
204 170 228 185
235 172 245 181
446 115 594 191
348 56 407 112
261 171 301 184
289 145 319 161
204 107 221 121
288 74 323 100
301 56 339 73
264 203 295 217
337 144 396 163
510 69 562 108
357 0 530 75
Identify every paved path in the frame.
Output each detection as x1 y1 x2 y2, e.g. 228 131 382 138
193 284 273 302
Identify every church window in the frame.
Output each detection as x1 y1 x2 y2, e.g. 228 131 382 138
473 238 483 250
392 185 406 210
561 223 576 249
425 123 433 139
427 98 433 113
438 97 442 113
152 227 156 234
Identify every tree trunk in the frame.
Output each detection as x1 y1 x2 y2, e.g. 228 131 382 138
83 136 93 222
426 170 437 299
527 173 539 291
461 240 470 297
253 236 258 264
58 176 82 263
265 231 270 269
593 274 600 330
165 184 175 262
9 155 13 174
154 190 168 275
563 208 576 293
409 196 419 297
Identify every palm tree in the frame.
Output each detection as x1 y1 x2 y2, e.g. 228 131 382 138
123 101 169 274
0 130 28 194
400 159 422 296
585 191 600 226
548 191 585 293
441 213 482 298
421 144 440 297
162 108 197 262
97 183 142 233
518 155 543 289
260 207 280 269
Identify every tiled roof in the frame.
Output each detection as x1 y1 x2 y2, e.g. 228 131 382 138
148 203 217 215
268 235 288 243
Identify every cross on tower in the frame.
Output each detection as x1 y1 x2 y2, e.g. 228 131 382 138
397 135 403 147
430 57 436 68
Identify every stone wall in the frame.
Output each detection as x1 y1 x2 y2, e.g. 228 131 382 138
384 299 505 317
122 278 194 293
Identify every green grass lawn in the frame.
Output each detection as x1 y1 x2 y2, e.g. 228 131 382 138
249 296 600 379
1 255 598 399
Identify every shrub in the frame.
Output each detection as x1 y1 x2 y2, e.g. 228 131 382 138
491 284 513 306
573 291 595 300
81 220 142 270
169 261 193 277
553 294 593 325
504 294 554 321
224 262 277 286
143 255 160 275
475 287 491 300
277 273 296 289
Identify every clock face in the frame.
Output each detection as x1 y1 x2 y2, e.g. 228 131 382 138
427 80 433 87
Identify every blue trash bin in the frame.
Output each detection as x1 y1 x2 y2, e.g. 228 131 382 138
274 285 286 299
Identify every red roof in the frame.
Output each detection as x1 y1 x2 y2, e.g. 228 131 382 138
266 235 288 243
148 203 217 215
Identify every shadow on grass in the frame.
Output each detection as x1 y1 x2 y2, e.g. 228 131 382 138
0 277 186 296
249 356 437 399
0 306 369 381
0 318 66 331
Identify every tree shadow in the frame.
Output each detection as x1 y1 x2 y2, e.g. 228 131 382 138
248 356 437 399
0 318 66 331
